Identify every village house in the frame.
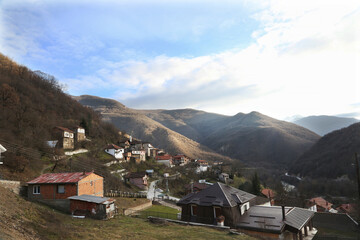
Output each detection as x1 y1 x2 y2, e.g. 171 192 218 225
196 159 209 173
261 188 275 206
68 195 116 220
123 152 132 162
308 197 334 212
156 154 174 167
27 172 104 212
53 126 74 150
104 144 125 159
124 172 148 190
177 182 316 240
131 150 146 163
238 205 316 240
74 126 86 142
218 172 230 183
27 172 104 200
173 154 191 166
177 182 256 227
118 140 130 149
336 203 356 216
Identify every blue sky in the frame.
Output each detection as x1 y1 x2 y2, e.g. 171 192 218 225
1 0 359 119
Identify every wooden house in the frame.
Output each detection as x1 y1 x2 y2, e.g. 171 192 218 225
75 126 86 142
177 182 256 227
68 194 115 220
124 172 148 190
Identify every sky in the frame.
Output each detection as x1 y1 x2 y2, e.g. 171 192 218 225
0 0 359 120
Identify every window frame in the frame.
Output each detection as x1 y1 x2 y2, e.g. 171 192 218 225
57 185 65 194
190 204 198 216
33 185 40 194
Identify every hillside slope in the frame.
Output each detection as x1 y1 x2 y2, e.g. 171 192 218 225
76 95 234 162
289 122 360 179
77 95 319 168
294 115 359 136
0 53 120 181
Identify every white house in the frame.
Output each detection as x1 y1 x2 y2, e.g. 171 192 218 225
104 144 124 159
0 144 6 165
219 173 230 183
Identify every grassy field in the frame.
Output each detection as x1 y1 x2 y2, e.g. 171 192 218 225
138 205 180 220
0 186 257 240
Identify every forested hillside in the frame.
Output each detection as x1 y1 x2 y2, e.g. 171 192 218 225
0 54 120 181
289 122 360 179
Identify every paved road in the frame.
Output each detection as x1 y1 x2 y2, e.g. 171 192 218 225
147 180 180 202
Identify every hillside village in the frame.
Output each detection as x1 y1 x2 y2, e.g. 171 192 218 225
0 54 359 239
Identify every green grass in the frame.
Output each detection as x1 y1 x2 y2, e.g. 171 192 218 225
138 205 180 220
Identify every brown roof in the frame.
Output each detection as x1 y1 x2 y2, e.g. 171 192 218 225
309 197 333 210
185 182 209 191
27 172 94 184
126 172 147 179
105 144 122 150
54 126 74 133
261 188 275 198
336 203 356 214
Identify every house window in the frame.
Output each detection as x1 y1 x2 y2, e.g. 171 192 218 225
57 185 65 194
191 205 198 216
213 206 222 218
90 181 93 186
33 185 40 194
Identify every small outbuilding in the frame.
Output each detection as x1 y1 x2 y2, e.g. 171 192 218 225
68 194 116 219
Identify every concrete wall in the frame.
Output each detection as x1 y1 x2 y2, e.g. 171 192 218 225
0 180 21 194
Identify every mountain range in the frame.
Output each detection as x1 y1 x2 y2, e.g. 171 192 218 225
76 95 320 169
294 115 359 136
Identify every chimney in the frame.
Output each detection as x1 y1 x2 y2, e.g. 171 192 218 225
281 206 286 220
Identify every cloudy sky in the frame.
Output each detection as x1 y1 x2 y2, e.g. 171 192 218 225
1 0 359 119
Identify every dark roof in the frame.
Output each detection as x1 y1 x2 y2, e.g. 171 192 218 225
27 172 95 184
68 195 114 204
284 207 315 230
177 182 256 207
237 206 314 233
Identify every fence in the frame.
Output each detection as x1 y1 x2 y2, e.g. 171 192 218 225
105 191 147 198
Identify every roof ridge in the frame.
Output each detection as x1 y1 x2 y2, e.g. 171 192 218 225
217 182 234 207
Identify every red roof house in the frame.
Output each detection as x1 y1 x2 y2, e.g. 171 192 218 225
309 197 333 212
27 172 104 200
336 203 356 215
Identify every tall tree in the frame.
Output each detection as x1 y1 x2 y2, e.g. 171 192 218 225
251 172 261 195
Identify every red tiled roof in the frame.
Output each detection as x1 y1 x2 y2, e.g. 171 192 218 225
261 189 275 198
309 197 333 210
105 144 122 150
27 172 93 184
336 203 356 214
54 126 74 133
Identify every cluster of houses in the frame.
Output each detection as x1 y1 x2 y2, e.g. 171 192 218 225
49 126 87 150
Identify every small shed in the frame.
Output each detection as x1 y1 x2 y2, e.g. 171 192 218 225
68 195 116 220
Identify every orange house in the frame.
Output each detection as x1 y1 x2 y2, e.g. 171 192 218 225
27 172 103 200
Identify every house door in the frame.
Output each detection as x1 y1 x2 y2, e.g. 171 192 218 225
214 207 222 218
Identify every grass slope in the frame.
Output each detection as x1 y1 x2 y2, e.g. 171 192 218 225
0 186 254 240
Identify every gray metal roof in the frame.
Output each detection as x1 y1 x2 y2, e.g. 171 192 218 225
237 206 314 233
237 206 290 233
284 207 314 230
177 182 256 207
68 195 113 204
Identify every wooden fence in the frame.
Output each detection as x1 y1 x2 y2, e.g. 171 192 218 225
105 190 147 198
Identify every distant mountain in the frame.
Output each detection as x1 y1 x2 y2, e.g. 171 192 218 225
77 95 320 168
289 122 360 179
76 95 233 163
294 115 359 136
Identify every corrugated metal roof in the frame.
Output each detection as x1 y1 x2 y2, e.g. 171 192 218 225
68 195 114 204
284 207 314 230
27 172 94 184
177 182 256 207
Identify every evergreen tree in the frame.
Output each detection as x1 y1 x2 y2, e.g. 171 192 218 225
251 172 261 195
